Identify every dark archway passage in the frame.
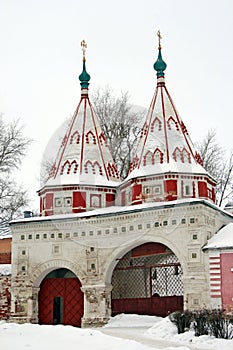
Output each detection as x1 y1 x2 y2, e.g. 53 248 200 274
111 243 183 317
39 268 83 327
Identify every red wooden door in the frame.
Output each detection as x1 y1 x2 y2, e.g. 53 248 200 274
39 277 83 327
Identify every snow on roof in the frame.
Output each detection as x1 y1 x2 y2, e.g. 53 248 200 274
0 264 11 276
203 222 233 250
0 221 12 239
45 173 120 188
10 198 233 225
123 161 208 183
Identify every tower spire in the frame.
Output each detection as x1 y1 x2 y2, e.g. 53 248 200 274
154 30 167 78
79 40 91 91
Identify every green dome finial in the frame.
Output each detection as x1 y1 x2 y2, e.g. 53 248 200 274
153 30 167 78
79 40 91 89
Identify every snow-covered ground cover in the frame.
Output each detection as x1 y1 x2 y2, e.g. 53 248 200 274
145 315 233 349
0 314 232 350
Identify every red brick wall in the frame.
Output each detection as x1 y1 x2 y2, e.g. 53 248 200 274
0 253 11 264
0 238 11 253
0 238 11 264
0 275 11 320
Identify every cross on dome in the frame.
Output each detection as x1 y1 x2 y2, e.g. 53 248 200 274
79 40 91 90
81 40 87 61
157 30 162 50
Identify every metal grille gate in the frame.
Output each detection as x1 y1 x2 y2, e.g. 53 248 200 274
112 243 183 316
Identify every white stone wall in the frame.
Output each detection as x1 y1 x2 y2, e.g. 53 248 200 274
10 201 232 326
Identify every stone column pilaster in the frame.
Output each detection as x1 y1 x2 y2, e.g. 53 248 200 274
182 272 209 310
30 287 40 323
81 284 112 327
9 277 35 324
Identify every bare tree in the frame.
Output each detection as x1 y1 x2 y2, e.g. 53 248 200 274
0 176 28 221
91 86 145 179
197 129 233 207
0 115 31 221
217 152 233 207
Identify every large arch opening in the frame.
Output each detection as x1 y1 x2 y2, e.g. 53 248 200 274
111 242 183 317
38 268 84 327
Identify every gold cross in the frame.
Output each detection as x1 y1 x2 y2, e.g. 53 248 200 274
81 40 87 60
157 30 162 49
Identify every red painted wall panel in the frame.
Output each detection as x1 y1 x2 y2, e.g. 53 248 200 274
132 243 167 257
45 210 53 216
106 193 115 207
45 193 54 216
73 191 86 213
112 296 183 317
198 181 207 198
164 179 177 193
221 253 233 310
164 180 177 201
45 193 53 210
132 184 142 205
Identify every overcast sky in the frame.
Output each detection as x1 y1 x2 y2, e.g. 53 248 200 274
0 0 233 211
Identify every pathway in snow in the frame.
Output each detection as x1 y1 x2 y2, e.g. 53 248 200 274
98 327 209 350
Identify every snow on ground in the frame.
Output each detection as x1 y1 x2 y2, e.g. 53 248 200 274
0 263 11 275
0 322 151 350
146 315 233 349
104 313 162 328
0 314 232 350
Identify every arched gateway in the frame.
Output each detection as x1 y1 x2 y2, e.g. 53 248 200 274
39 268 83 327
111 243 183 316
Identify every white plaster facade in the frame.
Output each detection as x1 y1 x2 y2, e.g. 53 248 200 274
9 199 233 326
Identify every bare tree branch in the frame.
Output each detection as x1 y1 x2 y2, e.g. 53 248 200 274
197 129 233 207
217 152 233 207
0 115 31 221
0 115 31 172
0 176 29 221
91 86 146 178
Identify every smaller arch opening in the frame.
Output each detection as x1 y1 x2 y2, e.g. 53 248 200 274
39 268 83 327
